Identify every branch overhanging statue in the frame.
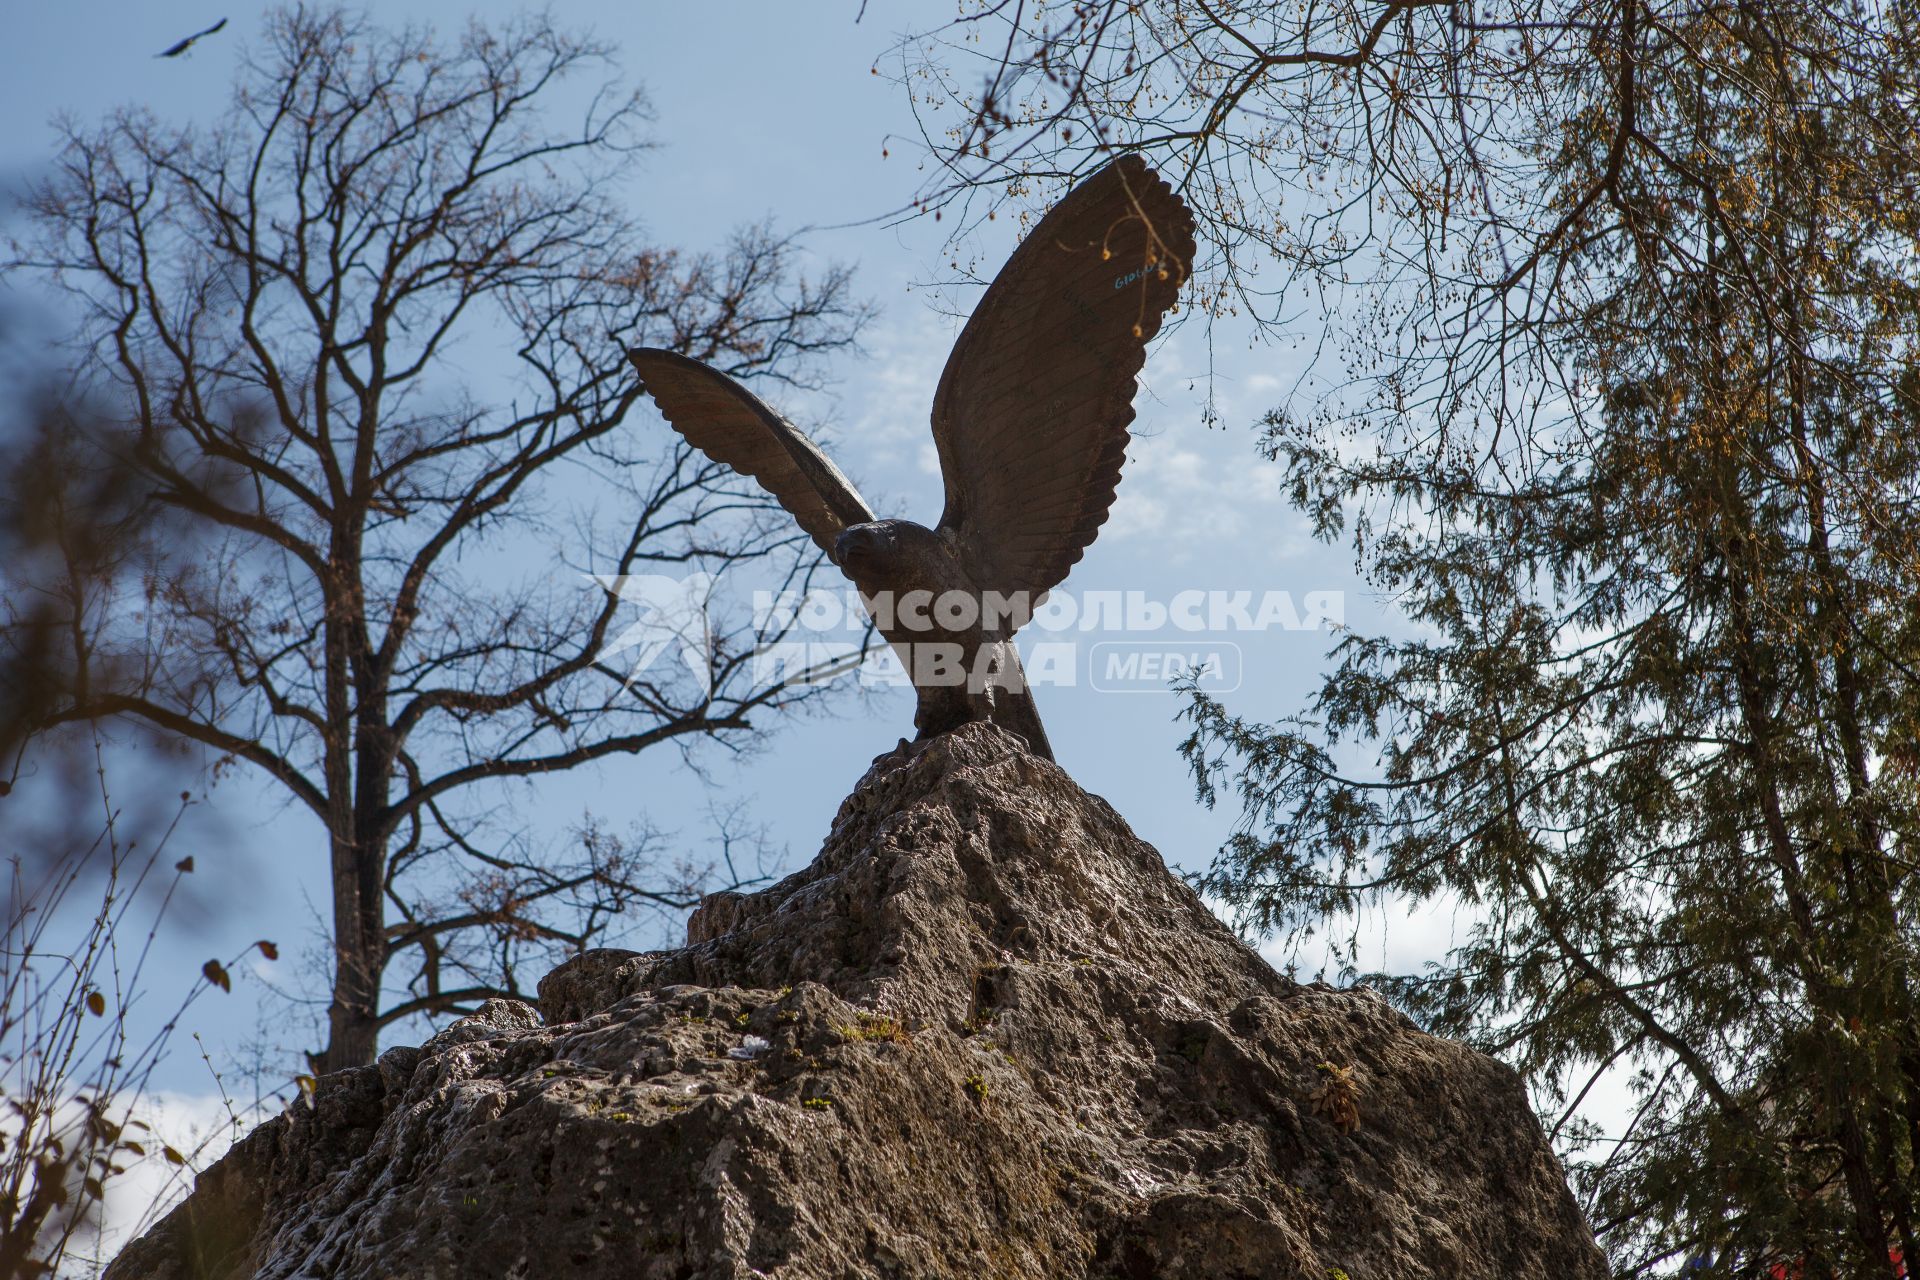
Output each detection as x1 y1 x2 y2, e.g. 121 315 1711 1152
628 156 1195 762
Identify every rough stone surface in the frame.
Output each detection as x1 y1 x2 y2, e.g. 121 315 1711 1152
108 724 1606 1279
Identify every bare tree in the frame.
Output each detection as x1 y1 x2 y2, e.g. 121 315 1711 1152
10 7 869 1074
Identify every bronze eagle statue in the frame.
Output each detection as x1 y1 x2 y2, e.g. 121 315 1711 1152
628 155 1195 761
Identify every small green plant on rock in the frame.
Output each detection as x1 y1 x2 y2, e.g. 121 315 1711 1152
833 1013 912 1046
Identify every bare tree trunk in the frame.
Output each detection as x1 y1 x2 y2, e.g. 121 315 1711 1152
315 897 382 1074
313 820 387 1075
314 629 397 1073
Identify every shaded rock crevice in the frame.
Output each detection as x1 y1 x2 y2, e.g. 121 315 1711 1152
109 724 1605 1279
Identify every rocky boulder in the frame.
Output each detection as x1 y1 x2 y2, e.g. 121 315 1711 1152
108 724 1606 1279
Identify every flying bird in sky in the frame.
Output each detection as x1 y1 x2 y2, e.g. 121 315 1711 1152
156 17 227 58
628 156 1195 761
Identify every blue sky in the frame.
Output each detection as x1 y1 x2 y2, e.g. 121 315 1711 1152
0 2 1442 1112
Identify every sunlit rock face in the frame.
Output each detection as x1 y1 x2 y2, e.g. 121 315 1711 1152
108 724 1606 1280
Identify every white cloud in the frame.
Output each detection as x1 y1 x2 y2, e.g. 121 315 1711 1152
1105 427 1303 565
844 298 962 469
1096 328 1320 565
1250 890 1473 983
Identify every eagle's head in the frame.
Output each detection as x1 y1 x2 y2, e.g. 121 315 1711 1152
834 519 967 597
835 519 932 580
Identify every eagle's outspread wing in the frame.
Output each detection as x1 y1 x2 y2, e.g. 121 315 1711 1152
929 154 1195 605
628 349 875 557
